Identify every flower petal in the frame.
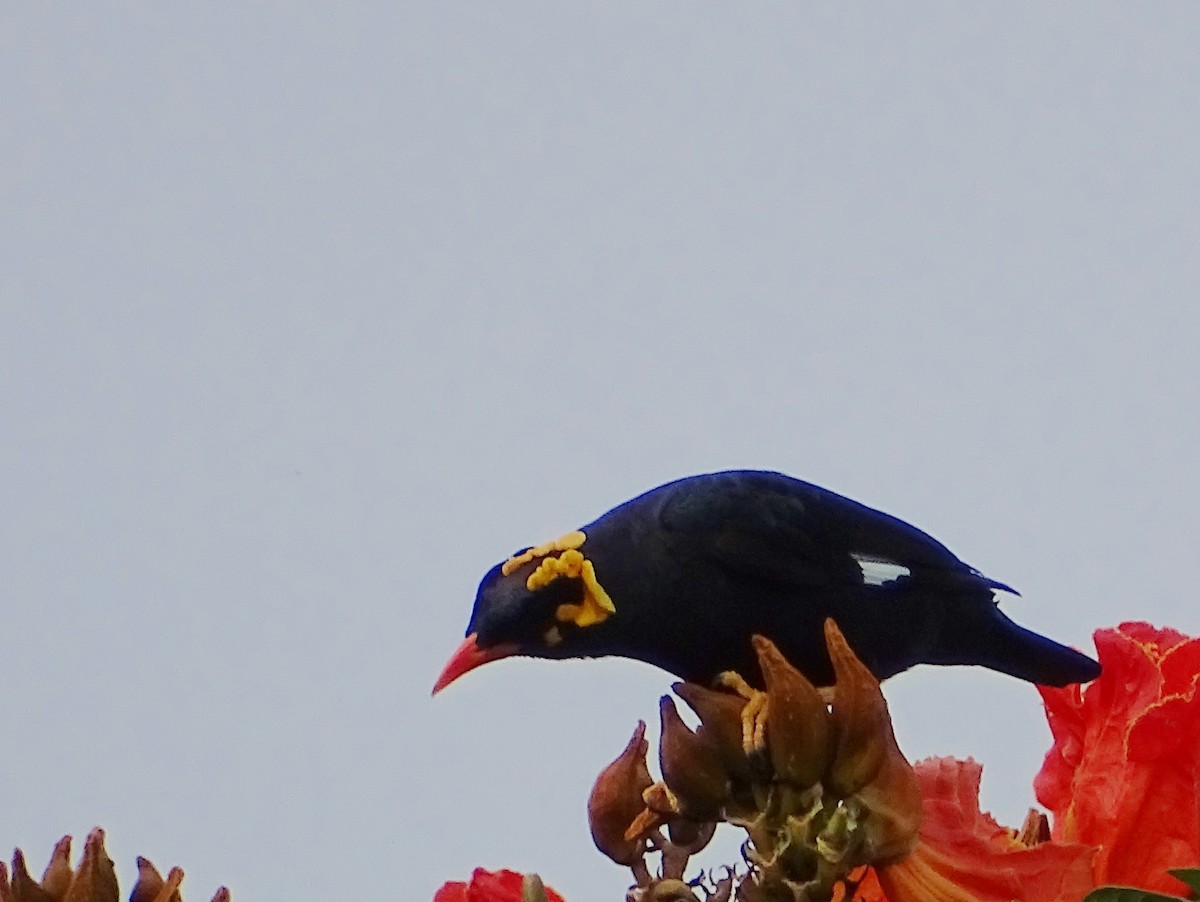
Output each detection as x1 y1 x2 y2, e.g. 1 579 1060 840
433 869 566 902
878 758 1095 902
1035 623 1200 895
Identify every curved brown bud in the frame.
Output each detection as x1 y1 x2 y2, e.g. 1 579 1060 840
824 620 889 796
823 620 922 861
588 721 654 865
129 858 164 902
40 837 72 900
658 696 730 818
10 849 52 902
62 828 117 902
672 682 752 782
752 635 833 788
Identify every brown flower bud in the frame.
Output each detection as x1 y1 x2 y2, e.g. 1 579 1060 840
672 682 752 782
822 620 922 863
129 858 182 902
10 849 49 902
824 619 889 797
41 837 72 900
63 827 118 902
659 696 730 819
588 721 654 866
129 859 163 902
752 635 833 788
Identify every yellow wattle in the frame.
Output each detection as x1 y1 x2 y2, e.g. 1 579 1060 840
501 531 616 629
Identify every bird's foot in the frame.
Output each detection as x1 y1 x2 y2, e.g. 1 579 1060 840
715 670 769 756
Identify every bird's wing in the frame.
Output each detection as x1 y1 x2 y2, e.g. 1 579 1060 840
656 471 986 591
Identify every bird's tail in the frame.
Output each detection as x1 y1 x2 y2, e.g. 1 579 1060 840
934 603 1100 687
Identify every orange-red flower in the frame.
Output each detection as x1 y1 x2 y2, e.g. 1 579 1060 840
434 868 566 902
857 757 1095 902
855 621 1200 901
1036 621 1200 896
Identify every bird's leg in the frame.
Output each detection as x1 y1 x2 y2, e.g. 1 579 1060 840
715 670 769 756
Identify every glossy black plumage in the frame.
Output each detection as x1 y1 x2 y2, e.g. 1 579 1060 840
451 470 1100 689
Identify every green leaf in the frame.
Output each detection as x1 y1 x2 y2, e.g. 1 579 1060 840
1085 887 1188 902
1168 868 1200 895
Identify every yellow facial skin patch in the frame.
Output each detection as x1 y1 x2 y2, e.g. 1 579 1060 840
501 531 617 629
501 530 586 576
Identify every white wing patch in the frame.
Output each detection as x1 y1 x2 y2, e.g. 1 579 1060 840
852 553 911 586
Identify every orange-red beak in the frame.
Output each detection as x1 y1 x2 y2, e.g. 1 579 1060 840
432 632 520 695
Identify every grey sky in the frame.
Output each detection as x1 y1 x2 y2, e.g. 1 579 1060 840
3 5 1198 900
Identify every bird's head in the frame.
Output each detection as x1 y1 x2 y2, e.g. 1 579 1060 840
432 530 618 694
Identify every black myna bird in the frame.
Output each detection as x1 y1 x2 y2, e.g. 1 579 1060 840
433 470 1099 693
